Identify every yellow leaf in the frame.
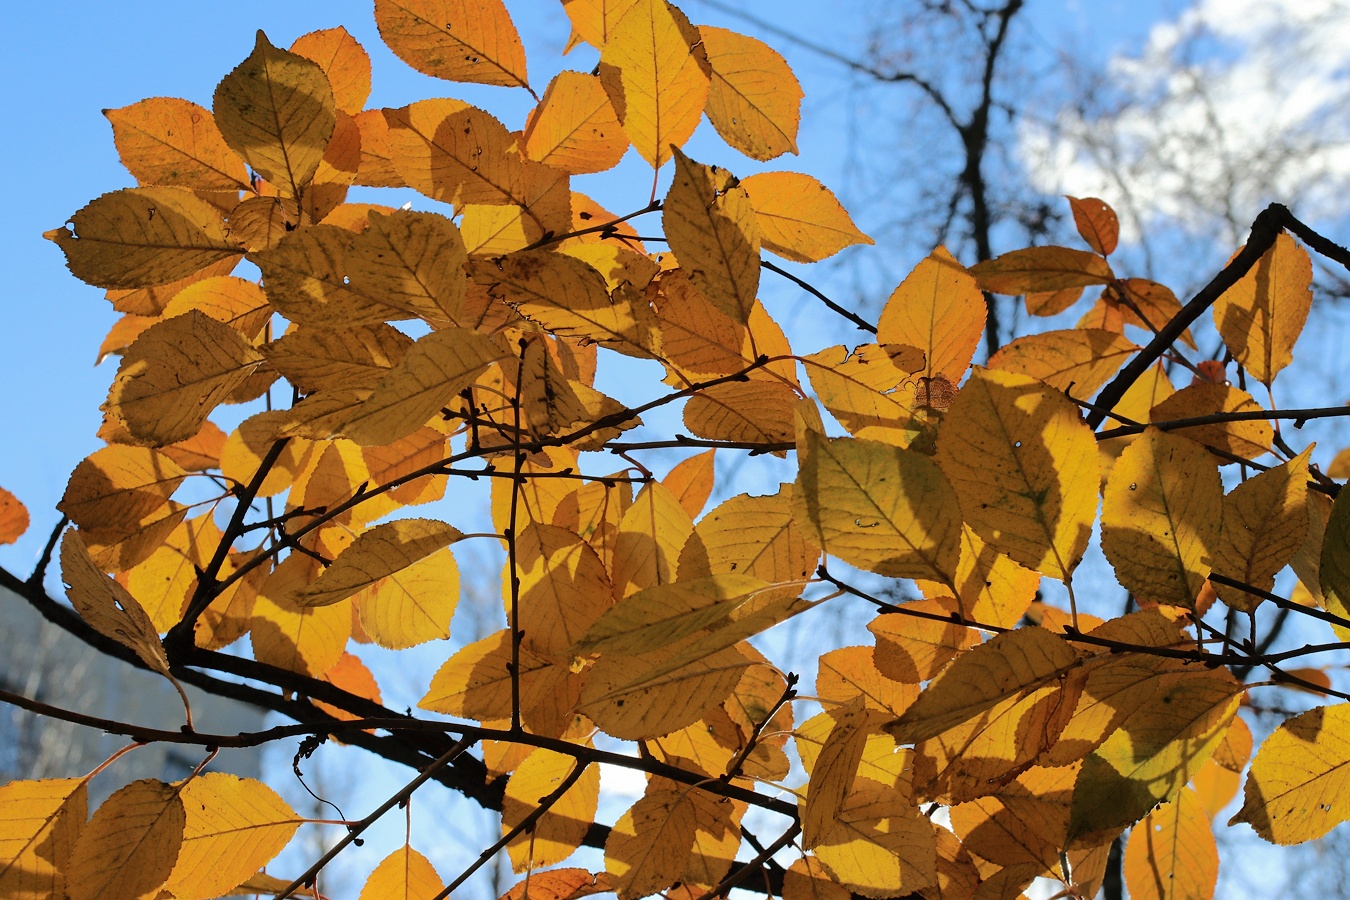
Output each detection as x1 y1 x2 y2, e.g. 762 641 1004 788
0 778 87 900
375 0 529 89
265 324 414 394
803 699 871 846
96 313 157 365
1123 787 1217 900
1231 703 1350 844
503 751 598 871
801 344 920 447
161 276 271 339
47 187 240 289
346 210 469 324
253 225 407 327
611 482 694 598
649 270 751 381
915 525 1040 628
500 868 612 900
59 446 187 533
868 598 981 684
818 645 920 717
888 626 1079 745
740 171 870 262
1101 427 1223 608
291 26 372 115
1213 232 1313 386
679 484 818 583
580 643 752 740
1067 196 1119 256
680 790 743 890
782 855 851 900
605 788 699 900
384 102 571 237
126 514 223 631
1193 715 1252 817
355 546 460 649
1211 448 1310 611
877 247 985 385
1149 383 1273 460
213 31 336 198
1068 669 1240 844
359 846 445 900
251 556 351 677
662 449 716 518
936 368 1099 581
524 71 628 174
810 778 938 898
104 311 264 447
60 530 172 677
663 149 760 323
794 432 962 584
970 246 1114 294
163 774 299 900
684 380 797 447
340 328 507 446
474 251 655 357
1115 278 1196 349
294 518 463 607
67 779 184 900
578 573 775 655
700 27 802 161
515 522 611 659
988 329 1138 399
421 629 575 733
105 97 250 192
598 0 708 168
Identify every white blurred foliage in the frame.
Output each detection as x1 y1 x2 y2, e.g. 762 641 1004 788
1021 0 1350 245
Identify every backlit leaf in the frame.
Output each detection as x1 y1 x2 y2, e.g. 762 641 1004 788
970 246 1114 295
501 869 611 900
684 380 797 446
67 779 184 900
251 556 351 677
1149 383 1273 460
0 778 87 900
664 149 760 323
213 31 336 198
1193 715 1252 817
524 71 628 174
105 311 264 446
375 0 529 89
1067 196 1119 256
810 778 938 898
164 774 299 900
59 445 187 533
291 26 372 115
355 546 460 649
1211 448 1310 610
1213 232 1313 387
359 846 444 900
346 210 469 324
663 449 716 518
679 484 818 583
700 27 802 161
605 788 699 900
741 172 872 262
801 344 919 447
578 574 774 656
503 751 598 871
1101 427 1223 608
0 487 28 545
611 482 695 598
1123 787 1217 900
782 856 850 900
515 523 611 659
936 368 1099 581
60 530 172 677
580 643 752 740
105 98 250 192
295 518 463 607
868 597 981 684
598 0 709 168
1232 703 1350 844
803 699 870 846
264 324 413 394
877 247 985 384
47 187 240 289
988 329 1138 399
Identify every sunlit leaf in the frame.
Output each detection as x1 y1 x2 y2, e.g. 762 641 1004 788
1232 703 1350 844
60 530 172 677
1123 787 1217 900
970 246 1114 295
988 329 1138 399
359 846 445 900
524 71 628 174
1067 196 1119 256
700 27 802 161
67 779 184 900
1211 448 1310 611
605 787 699 900
503 751 598 871
105 97 250 192
810 778 938 898
1213 232 1313 387
0 778 87 900
375 0 530 89
291 26 372 115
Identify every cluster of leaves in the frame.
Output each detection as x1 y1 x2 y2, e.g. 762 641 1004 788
4 1 1350 899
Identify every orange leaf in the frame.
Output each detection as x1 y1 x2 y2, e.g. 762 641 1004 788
375 0 530 89
104 98 250 192
291 26 372 115
700 26 802 161
1067 196 1119 256
359 846 445 899
970 245 1114 295
0 487 30 545
524 71 628 174
662 449 716 518
1213 232 1313 387
741 172 872 262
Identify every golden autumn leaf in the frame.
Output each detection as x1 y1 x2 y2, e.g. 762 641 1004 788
598 0 709 168
351 544 458 649
914 524 1040 627
160 276 271 339
524 71 628 174
782 854 851 900
0 486 28 545
1101 427 1223 609
699 27 802 161
503 751 598 871
294 518 463 607
987 328 1138 399
1067 196 1119 257
0 778 87 900
1123 787 1218 900
970 246 1114 294
794 431 962 585
740 171 872 262
46 187 240 289
500 868 612 900
254 224 408 327
936 368 1099 581
60 530 172 677
163 774 299 900
684 380 798 447
1211 448 1311 611
605 787 699 900
57 445 186 533
1149 382 1274 460
251 556 351 676
340 328 508 446
214 31 336 198
67 779 184 900
868 598 981 684
345 210 469 324
580 643 753 740
876 247 985 385
104 97 250 192
801 344 919 447
1068 669 1240 844
611 482 695 598
818 645 919 718
375 0 529 89
103 311 264 447
662 449 716 518
663 149 761 325
1231 702 1350 844
802 699 870 846
948 763 1077 872
679 484 818 583
420 629 576 734
809 778 938 898
291 26 372 115
515 522 611 659
577 573 773 656
359 846 445 900
1213 232 1313 387
1193 714 1252 817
